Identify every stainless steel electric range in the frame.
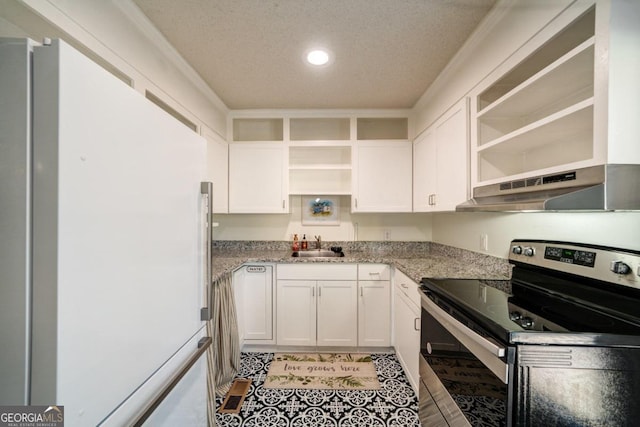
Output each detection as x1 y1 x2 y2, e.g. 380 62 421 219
419 240 640 427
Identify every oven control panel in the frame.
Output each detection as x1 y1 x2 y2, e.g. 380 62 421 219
543 246 596 267
509 240 640 290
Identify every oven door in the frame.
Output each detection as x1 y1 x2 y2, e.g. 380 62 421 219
419 293 514 427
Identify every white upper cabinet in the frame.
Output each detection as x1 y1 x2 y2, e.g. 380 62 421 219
229 113 411 213
228 142 288 213
352 116 412 212
413 99 469 212
353 140 413 212
228 118 288 213
472 7 596 185
469 2 640 187
203 127 228 214
288 118 352 195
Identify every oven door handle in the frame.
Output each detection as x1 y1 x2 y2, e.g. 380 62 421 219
421 293 509 383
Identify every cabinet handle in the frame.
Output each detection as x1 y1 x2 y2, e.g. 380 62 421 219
401 283 408 289
312 287 315 297
432 194 436 206
360 287 363 297
318 286 321 297
282 200 285 209
414 318 420 331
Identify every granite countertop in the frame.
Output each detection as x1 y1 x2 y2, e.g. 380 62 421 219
212 241 512 286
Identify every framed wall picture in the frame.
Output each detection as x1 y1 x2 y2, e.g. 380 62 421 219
301 196 340 225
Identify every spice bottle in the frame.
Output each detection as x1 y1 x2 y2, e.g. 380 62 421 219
292 234 300 251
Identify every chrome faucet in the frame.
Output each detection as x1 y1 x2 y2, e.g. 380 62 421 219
314 235 321 249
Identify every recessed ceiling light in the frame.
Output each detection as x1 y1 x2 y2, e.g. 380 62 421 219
306 49 331 66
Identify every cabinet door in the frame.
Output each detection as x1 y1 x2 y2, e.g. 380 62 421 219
276 280 316 346
393 286 420 394
353 140 413 212
204 128 229 213
413 129 437 212
434 99 468 211
394 269 421 309
228 142 287 213
239 265 273 341
358 281 391 347
413 99 469 212
316 280 358 346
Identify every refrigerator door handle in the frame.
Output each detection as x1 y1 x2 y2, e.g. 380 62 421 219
131 336 212 427
200 182 213 321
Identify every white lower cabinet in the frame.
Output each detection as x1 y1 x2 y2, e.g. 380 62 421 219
233 264 275 346
276 280 317 346
277 264 358 347
358 264 391 347
316 280 358 346
393 269 421 394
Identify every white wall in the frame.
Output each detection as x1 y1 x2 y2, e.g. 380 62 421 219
214 196 433 242
0 0 228 137
434 211 640 258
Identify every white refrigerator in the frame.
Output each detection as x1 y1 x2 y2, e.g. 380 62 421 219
0 38 213 426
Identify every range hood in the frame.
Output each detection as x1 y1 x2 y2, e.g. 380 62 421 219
456 164 640 212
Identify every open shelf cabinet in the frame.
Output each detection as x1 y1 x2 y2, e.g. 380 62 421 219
473 6 597 184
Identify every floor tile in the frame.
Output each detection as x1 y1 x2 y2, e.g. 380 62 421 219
215 352 420 426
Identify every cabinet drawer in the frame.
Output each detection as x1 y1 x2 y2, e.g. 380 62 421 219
394 268 421 310
358 263 391 281
277 263 357 280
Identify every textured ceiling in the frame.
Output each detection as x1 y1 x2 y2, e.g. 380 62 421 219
133 0 496 110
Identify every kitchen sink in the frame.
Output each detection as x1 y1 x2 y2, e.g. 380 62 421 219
292 249 344 258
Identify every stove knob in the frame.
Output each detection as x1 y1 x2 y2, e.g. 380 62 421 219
523 247 535 257
509 311 522 321
520 316 534 329
511 246 523 255
610 261 631 275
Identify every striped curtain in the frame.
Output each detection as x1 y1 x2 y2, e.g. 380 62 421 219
206 271 240 425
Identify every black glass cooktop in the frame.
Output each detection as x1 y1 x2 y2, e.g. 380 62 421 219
420 277 640 346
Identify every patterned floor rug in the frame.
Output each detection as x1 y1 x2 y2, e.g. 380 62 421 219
214 352 419 427
264 353 380 390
